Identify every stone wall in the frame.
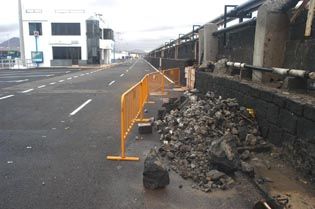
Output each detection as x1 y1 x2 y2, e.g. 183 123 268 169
196 71 315 177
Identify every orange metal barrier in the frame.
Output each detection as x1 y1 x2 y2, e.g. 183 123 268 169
107 69 181 161
163 68 180 87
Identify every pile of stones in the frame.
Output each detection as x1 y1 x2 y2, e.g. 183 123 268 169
155 91 271 192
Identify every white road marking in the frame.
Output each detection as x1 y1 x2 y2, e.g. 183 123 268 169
66 71 71 73
0 75 53 78
120 73 125 77
108 80 116 86
37 85 46 89
0 95 14 100
0 79 29 83
21 88 34 93
126 70 129 72
127 59 139 70
86 73 90 75
58 80 64 83
80 74 85 76
50 82 56 85
69 99 92 116
74 76 78 78
67 77 72 80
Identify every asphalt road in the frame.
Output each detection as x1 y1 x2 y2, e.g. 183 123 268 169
0 59 262 209
0 59 155 209
0 68 81 89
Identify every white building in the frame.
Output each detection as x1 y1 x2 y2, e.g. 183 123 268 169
19 7 114 67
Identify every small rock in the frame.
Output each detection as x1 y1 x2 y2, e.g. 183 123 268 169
206 170 226 181
245 134 257 146
167 152 175 160
241 161 255 177
240 150 250 160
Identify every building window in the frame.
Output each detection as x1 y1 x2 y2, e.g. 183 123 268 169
51 23 81 36
29 22 42 35
99 28 102 39
103 29 114 40
52 47 81 60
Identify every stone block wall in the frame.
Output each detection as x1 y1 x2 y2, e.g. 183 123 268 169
196 71 315 177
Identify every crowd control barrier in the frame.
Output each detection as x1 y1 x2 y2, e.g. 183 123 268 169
107 68 180 161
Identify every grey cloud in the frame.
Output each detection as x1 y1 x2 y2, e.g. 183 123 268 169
116 36 174 52
0 23 19 33
90 0 117 7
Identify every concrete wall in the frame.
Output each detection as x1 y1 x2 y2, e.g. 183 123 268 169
196 71 315 177
216 23 256 64
50 59 72 66
283 11 315 72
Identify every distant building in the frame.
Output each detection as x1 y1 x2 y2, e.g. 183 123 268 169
20 7 114 67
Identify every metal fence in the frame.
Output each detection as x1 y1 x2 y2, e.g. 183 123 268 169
107 68 181 161
0 59 36 69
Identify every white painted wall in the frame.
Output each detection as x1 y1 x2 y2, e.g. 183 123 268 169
22 7 113 67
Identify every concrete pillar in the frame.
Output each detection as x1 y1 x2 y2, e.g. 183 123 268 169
252 5 289 82
161 50 165 58
198 28 204 65
203 23 218 64
175 40 179 59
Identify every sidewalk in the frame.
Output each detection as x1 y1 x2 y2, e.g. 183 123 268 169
108 88 264 209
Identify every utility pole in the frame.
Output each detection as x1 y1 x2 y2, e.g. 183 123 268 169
18 0 26 66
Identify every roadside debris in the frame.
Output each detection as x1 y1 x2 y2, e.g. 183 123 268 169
143 149 170 190
155 91 271 192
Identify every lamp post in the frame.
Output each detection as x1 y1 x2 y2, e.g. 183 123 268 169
18 0 25 67
34 30 39 68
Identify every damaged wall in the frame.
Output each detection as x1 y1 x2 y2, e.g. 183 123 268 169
215 21 256 64
196 71 315 177
283 11 315 72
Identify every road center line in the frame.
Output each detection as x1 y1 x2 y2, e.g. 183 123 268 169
128 59 139 70
38 85 46 89
67 77 72 80
59 80 64 83
120 73 125 77
69 99 92 116
0 95 14 100
21 88 34 93
80 74 85 76
108 80 116 86
50 82 56 85
74 76 78 78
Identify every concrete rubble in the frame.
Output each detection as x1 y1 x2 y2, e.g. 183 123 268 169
155 91 271 192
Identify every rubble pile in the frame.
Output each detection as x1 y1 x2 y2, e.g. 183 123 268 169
155 92 271 192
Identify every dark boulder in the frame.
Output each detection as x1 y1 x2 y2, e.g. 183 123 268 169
143 149 170 190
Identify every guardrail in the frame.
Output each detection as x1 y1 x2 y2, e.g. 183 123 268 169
0 59 36 69
0 59 15 69
107 68 180 161
163 68 181 87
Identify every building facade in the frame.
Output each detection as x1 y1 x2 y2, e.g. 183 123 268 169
20 8 114 67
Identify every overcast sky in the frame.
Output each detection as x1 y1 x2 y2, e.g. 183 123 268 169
0 0 248 51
